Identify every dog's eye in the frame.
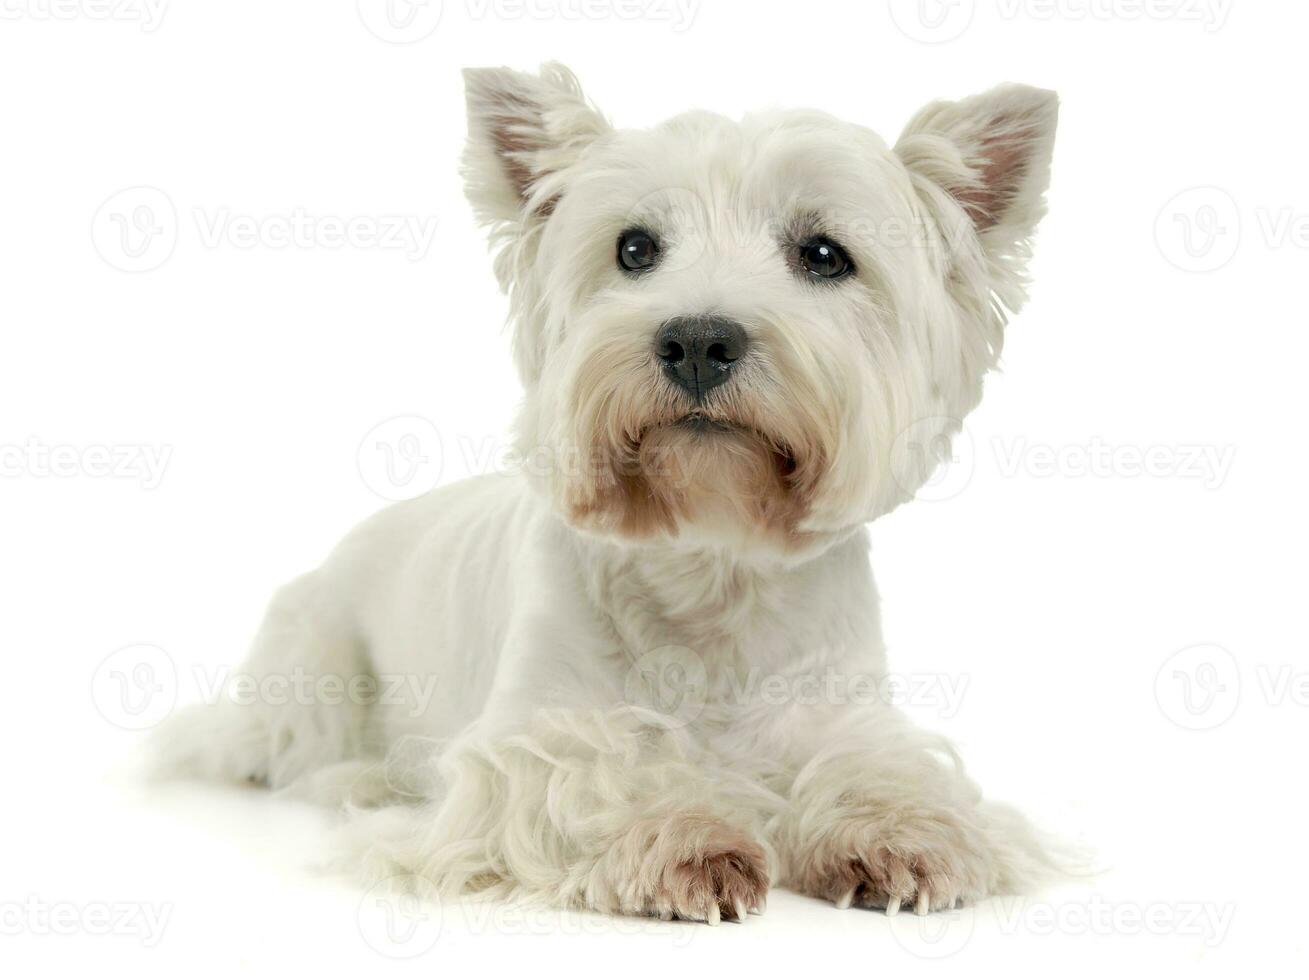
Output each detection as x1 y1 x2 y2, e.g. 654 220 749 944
799 238 853 280
617 229 659 274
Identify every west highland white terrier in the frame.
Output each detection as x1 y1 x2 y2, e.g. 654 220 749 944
157 62 1060 924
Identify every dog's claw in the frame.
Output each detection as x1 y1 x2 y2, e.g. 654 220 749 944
751 897 766 915
886 896 901 916
916 890 930 916
733 900 747 922
706 903 721 926
835 888 855 910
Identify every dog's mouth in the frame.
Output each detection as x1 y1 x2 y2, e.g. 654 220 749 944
567 406 816 544
667 413 799 480
673 413 739 435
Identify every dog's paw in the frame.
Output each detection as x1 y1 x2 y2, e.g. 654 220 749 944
601 812 770 924
795 809 995 915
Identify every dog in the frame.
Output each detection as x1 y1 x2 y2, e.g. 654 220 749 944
156 62 1060 924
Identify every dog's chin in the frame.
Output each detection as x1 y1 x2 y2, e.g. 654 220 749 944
563 412 809 551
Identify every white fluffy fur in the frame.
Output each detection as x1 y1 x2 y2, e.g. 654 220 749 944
154 64 1060 922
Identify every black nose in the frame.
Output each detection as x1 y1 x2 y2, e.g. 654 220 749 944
655 316 748 400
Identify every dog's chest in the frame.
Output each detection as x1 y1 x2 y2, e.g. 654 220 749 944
581 536 884 698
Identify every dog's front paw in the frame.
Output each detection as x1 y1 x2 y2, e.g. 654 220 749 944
600 811 770 924
795 809 995 915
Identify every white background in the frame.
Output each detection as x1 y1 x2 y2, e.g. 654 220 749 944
2 1 1306 976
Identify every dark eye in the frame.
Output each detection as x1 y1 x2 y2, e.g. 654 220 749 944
799 238 853 280
618 228 659 274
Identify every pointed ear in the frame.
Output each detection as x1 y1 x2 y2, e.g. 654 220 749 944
462 62 610 227
895 84 1058 253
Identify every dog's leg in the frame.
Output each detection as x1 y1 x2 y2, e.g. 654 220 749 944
151 571 375 791
772 703 1054 913
347 705 778 922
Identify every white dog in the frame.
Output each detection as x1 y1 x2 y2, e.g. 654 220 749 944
157 63 1060 924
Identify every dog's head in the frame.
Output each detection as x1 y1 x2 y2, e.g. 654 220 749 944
462 63 1056 556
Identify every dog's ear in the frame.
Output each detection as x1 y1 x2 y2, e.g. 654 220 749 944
895 84 1057 263
462 62 610 228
